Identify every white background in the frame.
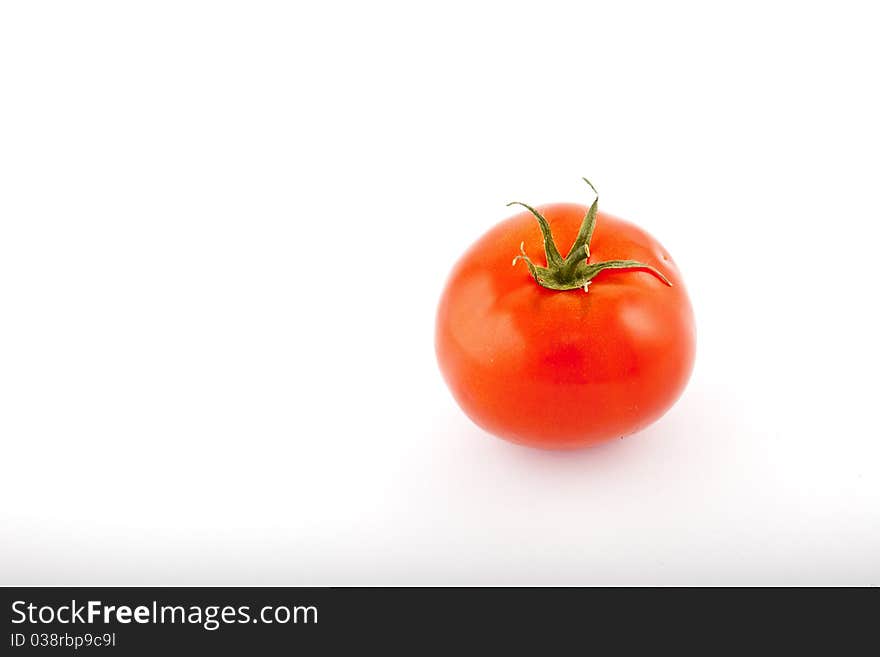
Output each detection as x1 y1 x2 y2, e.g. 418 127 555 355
1 1 878 585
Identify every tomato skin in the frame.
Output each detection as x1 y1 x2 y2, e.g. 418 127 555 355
435 203 695 449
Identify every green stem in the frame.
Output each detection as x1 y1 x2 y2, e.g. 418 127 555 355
506 201 564 268
510 179 672 292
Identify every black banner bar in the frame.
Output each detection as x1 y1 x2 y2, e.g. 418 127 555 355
1 587 875 653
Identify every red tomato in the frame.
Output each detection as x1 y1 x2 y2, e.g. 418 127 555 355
435 182 695 449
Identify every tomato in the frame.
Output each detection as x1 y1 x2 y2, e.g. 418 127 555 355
435 180 695 449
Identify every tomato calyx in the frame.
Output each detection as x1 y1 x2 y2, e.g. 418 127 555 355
510 178 672 292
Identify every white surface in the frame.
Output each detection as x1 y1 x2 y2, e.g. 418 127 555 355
1 1 878 585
